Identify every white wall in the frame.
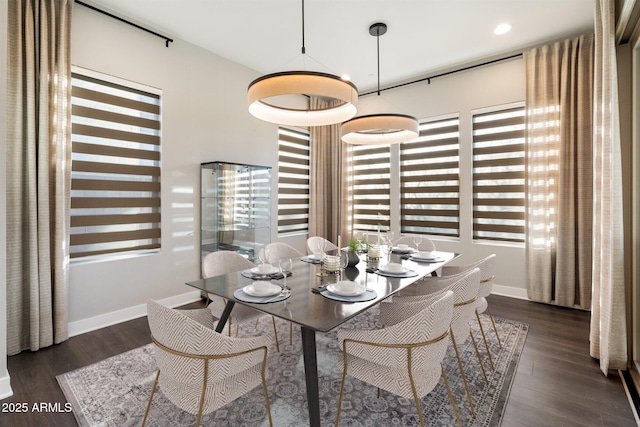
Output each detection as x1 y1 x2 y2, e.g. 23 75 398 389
68 7 281 333
0 0 12 400
68 6 527 334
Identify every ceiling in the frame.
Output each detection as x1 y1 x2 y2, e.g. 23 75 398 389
86 0 595 93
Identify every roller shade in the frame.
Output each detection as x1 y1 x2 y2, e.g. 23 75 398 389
278 127 310 235
70 71 162 259
472 105 525 243
349 144 391 233
400 116 460 237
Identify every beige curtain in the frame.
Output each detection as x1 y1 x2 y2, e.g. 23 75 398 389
524 34 594 309
6 0 73 355
589 0 627 374
308 97 349 245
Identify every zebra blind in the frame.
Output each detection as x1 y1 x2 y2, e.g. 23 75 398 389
70 70 162 259
472 104 525 243
277 127 310 235
400 116 460 237
349 144 391 233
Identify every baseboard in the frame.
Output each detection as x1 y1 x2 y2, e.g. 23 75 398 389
620 369 640 425
67 290 202 337
0 372 13 400
491 284 529 300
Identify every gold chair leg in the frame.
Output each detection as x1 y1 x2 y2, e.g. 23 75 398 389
141 369 160 427
406 348 426 427
469 330 488 383
235 323 240 337
451 332 476 417
196 360 209 427
476 310 495 370
335 347 349 427
486 305 502 348
441 365 463 427
261 359 273 427
271 316 280 352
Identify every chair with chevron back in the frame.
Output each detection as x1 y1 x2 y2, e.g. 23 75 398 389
380 268 484 418
142 299 273 427
441 254 500 369
336 290 461 427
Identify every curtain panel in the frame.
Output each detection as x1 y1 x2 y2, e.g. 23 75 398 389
308 97 350 245
524 34 594 309
6 0 73 355
589 0 627 374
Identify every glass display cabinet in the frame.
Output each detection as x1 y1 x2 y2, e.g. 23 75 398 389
200 161 271 265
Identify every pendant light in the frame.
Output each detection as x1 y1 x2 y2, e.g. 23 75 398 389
247 0 358 127
341 23 419 145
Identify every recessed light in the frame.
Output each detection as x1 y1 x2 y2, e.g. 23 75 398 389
494 23 512 35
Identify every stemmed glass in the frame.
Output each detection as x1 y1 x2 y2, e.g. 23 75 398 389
355 231 365 253
412 234 422 251
339 249 349 281
380 236 392 264
278 257 293 292
386 231 395 247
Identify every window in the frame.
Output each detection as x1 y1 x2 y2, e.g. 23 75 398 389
348 144 391 233
400 116 460 237
472 104 525 243
70 69 162 259
277 127 310 235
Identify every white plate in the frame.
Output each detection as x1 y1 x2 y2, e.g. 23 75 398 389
250 265 279 275
327 283 366 297
393 246 415 253
243 283 281 297
410 256 443 262
379 263 408 274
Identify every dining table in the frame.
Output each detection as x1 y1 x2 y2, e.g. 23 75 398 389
185 249 460 427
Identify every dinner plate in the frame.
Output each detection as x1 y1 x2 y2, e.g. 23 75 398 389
243 283 281 297
410 256 444 262
378 264 408 274
326 283 366 297
250 265 279 275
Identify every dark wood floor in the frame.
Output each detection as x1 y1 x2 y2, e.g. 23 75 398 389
0 296 636 427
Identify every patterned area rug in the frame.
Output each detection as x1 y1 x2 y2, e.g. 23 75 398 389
57 306 527 427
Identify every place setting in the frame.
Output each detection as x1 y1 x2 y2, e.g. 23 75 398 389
301 251 325 264
241 263 292 280
409 250 446 263
233 280 291 303
316 280 377 303
372 262 419 278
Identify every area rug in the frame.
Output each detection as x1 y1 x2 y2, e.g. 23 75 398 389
57 306 527 427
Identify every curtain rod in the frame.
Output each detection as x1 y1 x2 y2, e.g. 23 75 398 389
76 1 173 47
360 52 523 96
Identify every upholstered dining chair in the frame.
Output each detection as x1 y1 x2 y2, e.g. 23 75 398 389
143 300 273 427
393 234 437 252
305 236 338 254
441 254 499 369
261 241 305 263
261 242 304 345
380 268 483 417
202 251 281 352
336 291 461 427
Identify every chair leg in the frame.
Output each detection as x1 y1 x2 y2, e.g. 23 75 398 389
228 318 232 337
261 360 273 427
141 369 160 427
441 365 463 427
335 348 349 427
475 310 495 370
236 323 240 337
451 332 476 417
271 316 280 352
289 322 293 345
486 304 502 348
196 360 209 427
469 330 488 383
406 348 426 427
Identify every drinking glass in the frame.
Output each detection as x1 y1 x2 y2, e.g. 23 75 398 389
380 236 392 264
279 258 293 291
386 231 395 247
355 231 365 253
339 249 349 280
412 234 422 251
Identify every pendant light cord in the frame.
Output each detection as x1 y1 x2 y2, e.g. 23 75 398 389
376 29 381 96
301 0 306 54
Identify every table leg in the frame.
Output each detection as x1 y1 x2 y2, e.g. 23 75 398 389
301 327 320 427
214 300 235 333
